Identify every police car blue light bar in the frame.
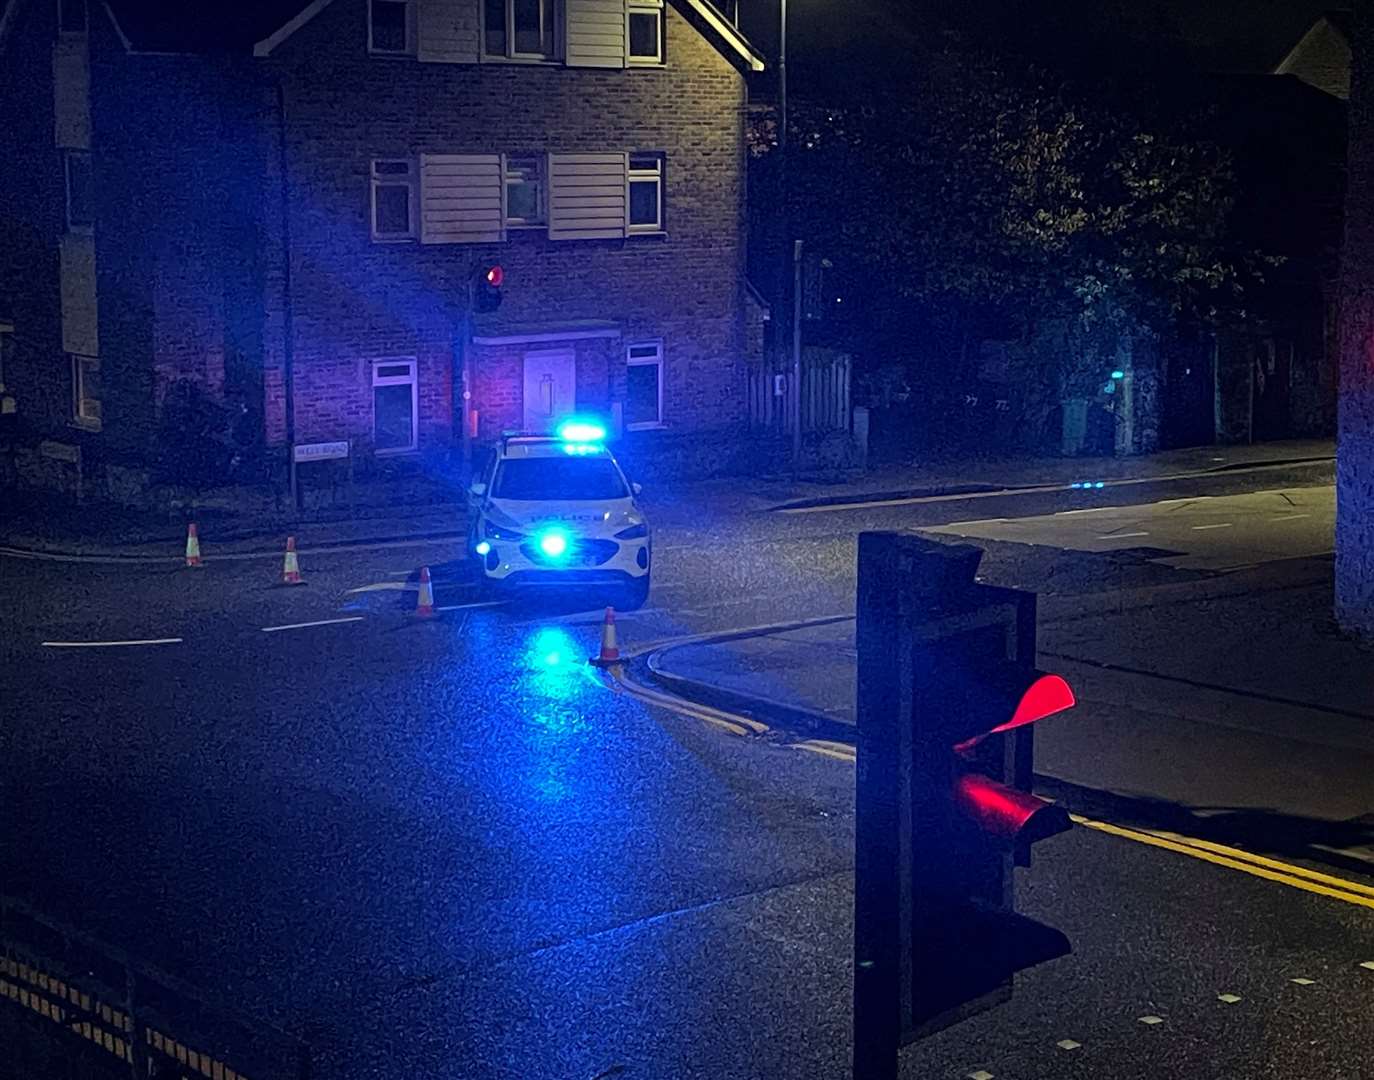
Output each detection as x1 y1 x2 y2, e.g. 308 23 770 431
556 419 606 444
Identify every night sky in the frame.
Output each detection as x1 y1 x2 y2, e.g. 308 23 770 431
738 0 1339 83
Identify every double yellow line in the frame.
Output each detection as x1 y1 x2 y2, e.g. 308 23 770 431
1072 816 1374 911
606 668 1374 913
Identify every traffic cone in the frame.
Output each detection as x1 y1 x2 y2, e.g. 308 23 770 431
184 523 202 567
414 565 437 618
282 536 303 585
591 606 620 666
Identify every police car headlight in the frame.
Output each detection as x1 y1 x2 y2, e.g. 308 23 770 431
484 521 526 541
614 522 648 540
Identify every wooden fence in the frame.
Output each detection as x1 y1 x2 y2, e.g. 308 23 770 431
748 349 852 435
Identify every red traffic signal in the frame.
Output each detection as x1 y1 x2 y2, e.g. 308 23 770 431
473 264 503 313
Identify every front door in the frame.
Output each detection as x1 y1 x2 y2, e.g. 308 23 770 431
522 349 576 433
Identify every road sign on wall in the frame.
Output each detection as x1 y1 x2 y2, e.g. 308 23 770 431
293 441 349 463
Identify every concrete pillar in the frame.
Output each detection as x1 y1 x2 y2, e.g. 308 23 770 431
1339 2 1374 635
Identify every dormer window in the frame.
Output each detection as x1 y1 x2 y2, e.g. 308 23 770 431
485 0 556 60
369 0 412 54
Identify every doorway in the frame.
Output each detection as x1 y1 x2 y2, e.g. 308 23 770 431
522 349 576 433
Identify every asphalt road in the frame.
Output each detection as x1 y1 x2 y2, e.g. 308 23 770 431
4 456 1371 1079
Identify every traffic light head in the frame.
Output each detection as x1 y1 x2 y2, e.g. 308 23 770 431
473 264 503 313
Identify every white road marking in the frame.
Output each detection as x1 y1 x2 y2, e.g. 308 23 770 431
434 600 506 613
1272 513 1311 522
261 617 365 633
967 1072 995 1080
944 517 1007 528
1290 977 1316 986
1098 531 1150 540
1191 522 1234 530
1138 1015 1164 1025
1217 993 1242 1004
347 582 409 593
1056 1039 1082 1050
42 637 183 648
1056 506 1113 515
1360 961 1374 971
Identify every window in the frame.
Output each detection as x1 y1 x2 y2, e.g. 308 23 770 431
71 354 100 429
627 0 663 64
0 324 12 394
64 151 92 231
58 0 86 33
485 0 555 59
371 159 415 241
373 359 417 452
628 154 663 232
369 0 411 53
494 457 629 501
625 341 663 428
505 155 545 226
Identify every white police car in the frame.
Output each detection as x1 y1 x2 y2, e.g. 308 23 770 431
467 421 651 608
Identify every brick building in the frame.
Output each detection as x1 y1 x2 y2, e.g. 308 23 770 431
0 0 765 493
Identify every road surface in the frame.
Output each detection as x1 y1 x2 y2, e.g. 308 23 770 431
4 456 1371 1079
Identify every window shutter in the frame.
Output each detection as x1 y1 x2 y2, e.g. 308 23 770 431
417 0 480 63
420 154 505 244
564 0 626 68
548 152 628 240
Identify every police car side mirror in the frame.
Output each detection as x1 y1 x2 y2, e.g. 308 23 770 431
469 481 487 498
632 482 643 496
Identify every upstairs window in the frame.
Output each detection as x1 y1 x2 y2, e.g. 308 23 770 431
628 153 663 232
485 0 556 59
505 155 546 226
64 150 93 231
369 0 412 54
627 0 663 64
371 159 416 241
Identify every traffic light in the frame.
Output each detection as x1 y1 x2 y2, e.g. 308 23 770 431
473 264 503 313
853 533 1077 1072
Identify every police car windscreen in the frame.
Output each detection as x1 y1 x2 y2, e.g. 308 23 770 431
494 457 629 501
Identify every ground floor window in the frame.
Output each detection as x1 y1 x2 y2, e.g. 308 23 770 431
372 358 417 452
70 353 100 429
625 341 663 428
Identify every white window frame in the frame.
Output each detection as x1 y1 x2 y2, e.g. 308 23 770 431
625 340 664 429
64 150 93 233
504 154 547 227
627 0 664 65
370 158 417 242
372 358 419 453
71 353 100 430
627 153 663 233
368 0 414 55
483 0 558 60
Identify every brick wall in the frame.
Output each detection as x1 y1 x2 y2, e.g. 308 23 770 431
262 0 751 453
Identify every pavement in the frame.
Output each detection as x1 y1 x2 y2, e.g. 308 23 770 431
0 438 1334 558
5 442 1374 1080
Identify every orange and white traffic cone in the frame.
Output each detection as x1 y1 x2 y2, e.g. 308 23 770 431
282 536 303 585
414 565 437 618
591 606 620 666
184 523 202 567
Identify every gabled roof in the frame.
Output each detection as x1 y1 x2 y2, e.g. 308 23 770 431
1274 9 1352 75
95 0 761 69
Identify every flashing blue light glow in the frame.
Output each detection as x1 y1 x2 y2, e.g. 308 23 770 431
1110 370 1125 380
537 528 570 559
1070 482 1083 489
1094 481 1105 489
561 442 602 456
557 419 606 443
475 540 491 557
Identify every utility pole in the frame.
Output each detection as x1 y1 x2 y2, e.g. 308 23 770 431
793 239 804 466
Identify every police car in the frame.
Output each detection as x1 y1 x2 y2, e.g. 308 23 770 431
467 421 651 608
